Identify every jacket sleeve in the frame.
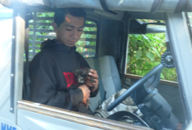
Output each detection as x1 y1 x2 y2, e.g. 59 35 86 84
29 53 83 109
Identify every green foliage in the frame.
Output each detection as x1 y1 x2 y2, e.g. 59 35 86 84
127 33 177 81
36 12 54 17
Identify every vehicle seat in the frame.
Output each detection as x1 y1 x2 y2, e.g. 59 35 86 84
85 55 122 112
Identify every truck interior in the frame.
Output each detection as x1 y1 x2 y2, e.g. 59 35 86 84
1 0 192 130
21 8 187 130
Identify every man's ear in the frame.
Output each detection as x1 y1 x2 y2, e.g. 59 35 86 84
52 22 58 32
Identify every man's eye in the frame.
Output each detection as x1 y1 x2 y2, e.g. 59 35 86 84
66 28 72 31
78 29 83 32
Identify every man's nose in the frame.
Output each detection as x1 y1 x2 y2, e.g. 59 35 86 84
71 30 79 39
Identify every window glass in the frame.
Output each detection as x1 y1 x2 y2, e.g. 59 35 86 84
126 19 177 81
28 12 97 61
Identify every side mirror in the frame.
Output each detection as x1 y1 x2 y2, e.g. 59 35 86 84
130 19 165 34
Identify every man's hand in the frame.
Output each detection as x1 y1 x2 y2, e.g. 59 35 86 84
85 69 99 92
79 84 90 107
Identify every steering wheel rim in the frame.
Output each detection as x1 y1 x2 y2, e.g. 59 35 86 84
107 63 164 111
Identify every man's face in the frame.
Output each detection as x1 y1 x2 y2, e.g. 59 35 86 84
53 14 84 47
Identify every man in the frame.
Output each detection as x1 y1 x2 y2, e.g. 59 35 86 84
29 8 99 115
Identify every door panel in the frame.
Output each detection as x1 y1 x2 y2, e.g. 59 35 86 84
17 100 151 130
17 109 101 130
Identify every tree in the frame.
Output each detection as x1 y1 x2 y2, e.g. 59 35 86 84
127 33 177 81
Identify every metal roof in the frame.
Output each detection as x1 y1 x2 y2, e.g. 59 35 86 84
0 0 192 13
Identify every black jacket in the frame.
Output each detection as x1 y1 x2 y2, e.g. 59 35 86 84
29 39 98 114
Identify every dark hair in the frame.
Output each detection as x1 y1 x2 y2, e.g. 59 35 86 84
54 8 86 27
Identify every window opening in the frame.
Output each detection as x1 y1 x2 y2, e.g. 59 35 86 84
126 19 177 82
27 12 97 61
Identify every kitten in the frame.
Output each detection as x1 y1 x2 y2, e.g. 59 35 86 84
74 67 94 83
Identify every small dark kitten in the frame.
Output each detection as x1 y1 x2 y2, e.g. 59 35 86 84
74 67 94 83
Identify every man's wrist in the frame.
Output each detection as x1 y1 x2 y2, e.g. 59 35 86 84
92 85 98 92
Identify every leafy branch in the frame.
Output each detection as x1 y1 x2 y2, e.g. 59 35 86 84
127 33 177 81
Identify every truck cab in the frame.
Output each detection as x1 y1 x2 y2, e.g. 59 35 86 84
0 0 192 130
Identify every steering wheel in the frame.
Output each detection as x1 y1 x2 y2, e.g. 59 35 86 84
107 49 175 111
107 63 164 111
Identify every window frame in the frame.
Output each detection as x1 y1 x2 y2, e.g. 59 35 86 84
125 73 178 87
125 19 179 86
165 12 192 122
